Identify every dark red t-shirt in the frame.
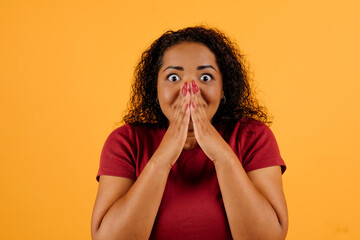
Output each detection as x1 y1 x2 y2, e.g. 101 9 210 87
96 117 286 240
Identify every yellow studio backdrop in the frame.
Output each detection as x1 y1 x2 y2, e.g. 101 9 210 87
1 0 359 239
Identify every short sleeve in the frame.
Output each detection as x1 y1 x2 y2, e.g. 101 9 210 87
240 120 287 174
96 124 137 182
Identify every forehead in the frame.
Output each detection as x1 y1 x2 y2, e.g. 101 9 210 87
162 42 217 64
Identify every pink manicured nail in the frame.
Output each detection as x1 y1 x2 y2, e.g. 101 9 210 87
186 103 189 110
182 83 187 96
191 101 195 108
192 80 198 93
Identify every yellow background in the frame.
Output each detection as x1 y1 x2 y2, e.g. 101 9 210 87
1 0 359 239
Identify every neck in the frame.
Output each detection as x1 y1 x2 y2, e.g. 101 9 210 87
184 135 197 150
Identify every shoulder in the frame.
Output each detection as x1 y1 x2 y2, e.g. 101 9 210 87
110 123 134 135
227 117 272 138
234 118 286 174
240 117 268 129
235 117 278 146
104 123 135 144
107 123 165 143
108 123 155 137
245 118 272 134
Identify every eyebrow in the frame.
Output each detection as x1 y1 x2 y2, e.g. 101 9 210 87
163 65 217 72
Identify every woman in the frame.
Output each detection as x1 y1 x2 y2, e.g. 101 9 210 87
91 25 288 240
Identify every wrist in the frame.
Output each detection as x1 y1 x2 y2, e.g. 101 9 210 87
213 147 237 168
149 151 174 173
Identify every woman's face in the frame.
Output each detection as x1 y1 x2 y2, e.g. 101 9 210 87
157 41 223 127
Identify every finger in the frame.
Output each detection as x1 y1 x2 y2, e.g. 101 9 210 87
184 93 191 125
189 83 198 123
181 83 191 126
196 91 208 121
192 83 208 120
170 83 186 124
174 82 190 126
190 81 202 117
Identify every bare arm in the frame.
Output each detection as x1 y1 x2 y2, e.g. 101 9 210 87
214 150 288 240
91 83 191 240
91 154 172 240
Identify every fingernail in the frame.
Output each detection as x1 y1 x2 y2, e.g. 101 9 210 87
182 83 187 96
192 101 195 108
186 103 189 110
192 80 198 93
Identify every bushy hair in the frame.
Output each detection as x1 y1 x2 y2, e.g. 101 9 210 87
119 24 272 130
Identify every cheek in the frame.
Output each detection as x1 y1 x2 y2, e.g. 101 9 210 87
161 89 176 103
201 87 221 105
158 86 179 115
160 88 178 106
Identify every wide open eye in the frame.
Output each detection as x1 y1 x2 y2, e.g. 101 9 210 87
200 73 213 82
166 74 180 82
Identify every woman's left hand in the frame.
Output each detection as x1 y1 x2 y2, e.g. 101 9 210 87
189 80 231 162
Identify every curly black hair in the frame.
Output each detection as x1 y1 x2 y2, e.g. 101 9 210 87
118 24 273 130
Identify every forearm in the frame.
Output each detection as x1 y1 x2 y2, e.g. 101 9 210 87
214 150 285 240
96 152 172 240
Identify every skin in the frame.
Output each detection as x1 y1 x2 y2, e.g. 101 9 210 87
157 41 223 152
91 41 288 240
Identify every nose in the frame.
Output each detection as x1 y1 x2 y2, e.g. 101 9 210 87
182 80 191 91
184 79 197 88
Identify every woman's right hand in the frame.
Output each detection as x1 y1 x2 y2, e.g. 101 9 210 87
153 82 191 168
